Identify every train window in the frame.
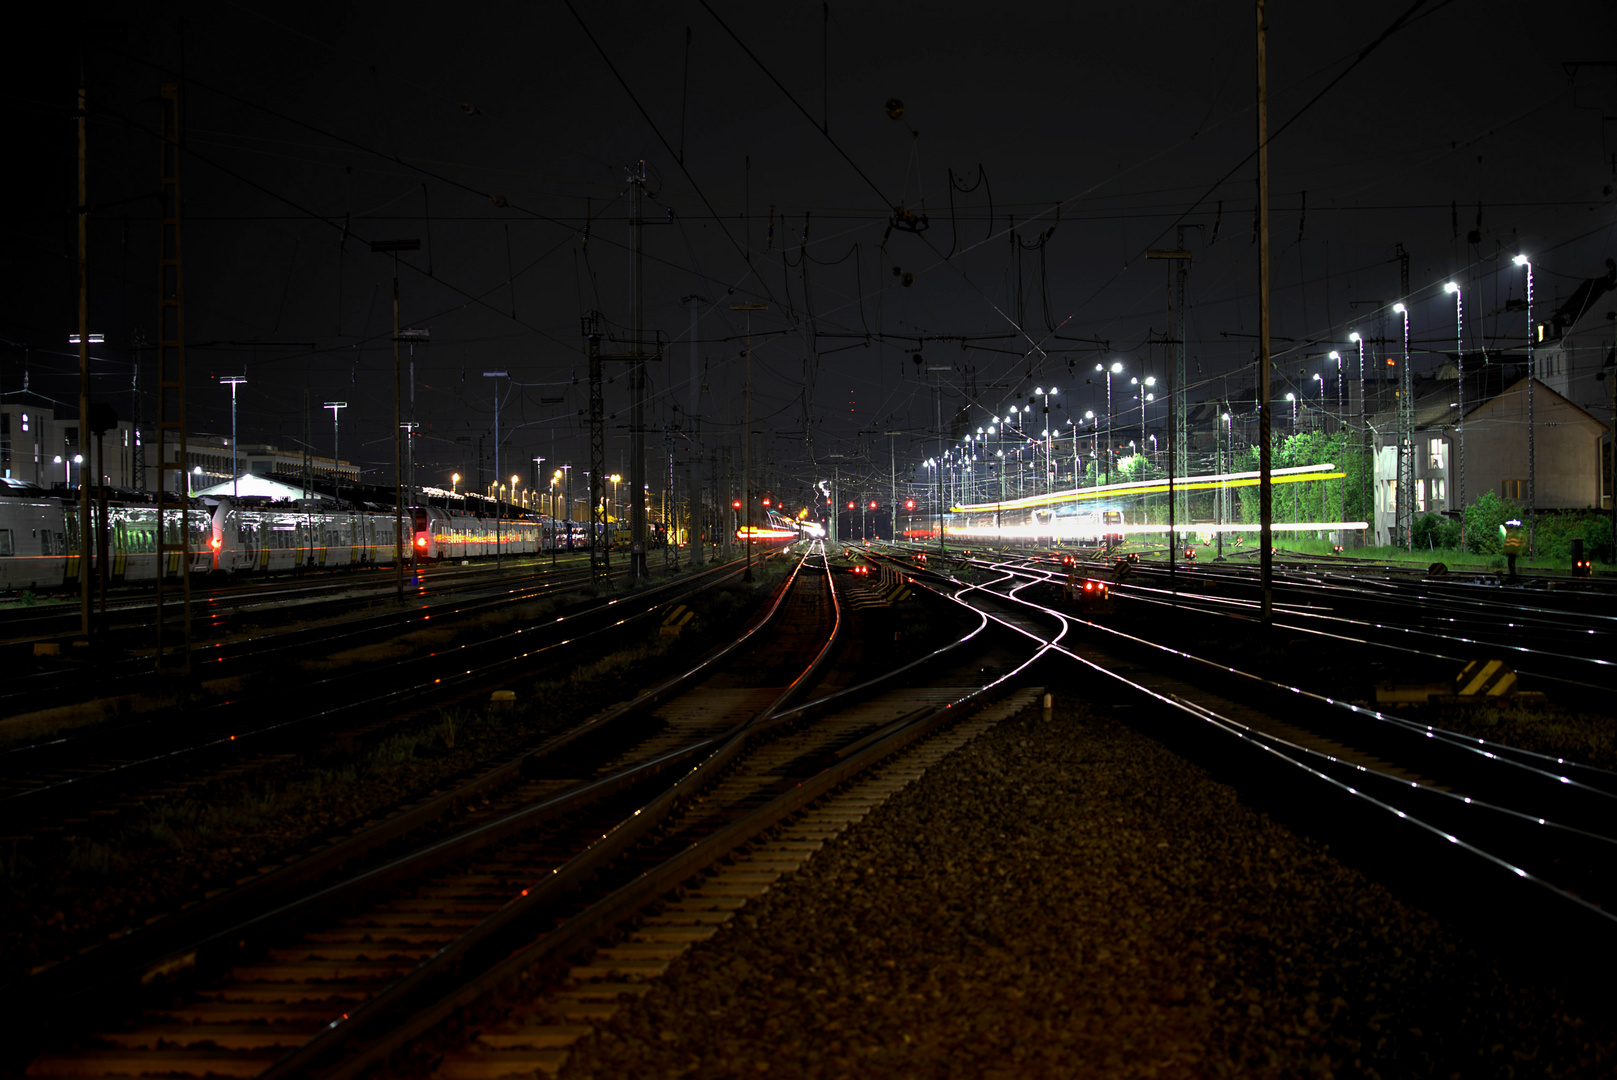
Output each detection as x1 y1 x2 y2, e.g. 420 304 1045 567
0 528 12 556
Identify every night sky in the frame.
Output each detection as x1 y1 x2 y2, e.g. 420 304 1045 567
6 0 1614 504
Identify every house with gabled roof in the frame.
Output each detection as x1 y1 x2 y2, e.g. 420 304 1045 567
1367 366 1608 546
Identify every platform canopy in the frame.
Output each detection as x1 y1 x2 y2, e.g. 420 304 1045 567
192 473 309 501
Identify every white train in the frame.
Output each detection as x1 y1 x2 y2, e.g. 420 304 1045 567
0 480 571 593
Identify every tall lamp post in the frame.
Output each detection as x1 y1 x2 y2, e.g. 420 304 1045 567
1132 376 1156 464
1095 361 1123 484
731 301 766 581
1328 351 1343 430
1445 281 1467 551
370 237 420 602
1349 331 1367 546
221 374 246 498
1513 255 1535 553
1393 301 1414 551
1218 411 1231 557
324 401 346 503
1083 411 1096 483
484 370 508 569
1033 386 1058 494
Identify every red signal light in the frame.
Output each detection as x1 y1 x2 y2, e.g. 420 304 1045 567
210 536 222 550
905 499 916 510
733 500 742 509
415 536 428 549
847 502 855 509
869 501 877 509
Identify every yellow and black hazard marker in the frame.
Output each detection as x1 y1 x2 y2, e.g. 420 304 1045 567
1455 659 1516 698
659 604 696 637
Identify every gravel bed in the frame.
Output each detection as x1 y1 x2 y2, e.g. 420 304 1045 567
0 570 786 983
557 698 1616 1078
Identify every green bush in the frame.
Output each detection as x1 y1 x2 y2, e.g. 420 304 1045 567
1461 490 1514 554
1411 512 1459 551
1532 510 1615 562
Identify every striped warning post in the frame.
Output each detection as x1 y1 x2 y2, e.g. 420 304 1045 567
659 605 696 637
1454 659 1516 697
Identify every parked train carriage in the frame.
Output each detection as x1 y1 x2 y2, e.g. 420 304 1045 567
410 507 549 561
218 506 357 574
210 501 381 574
0 493 214 590
0 497 74 591
103 503 215 580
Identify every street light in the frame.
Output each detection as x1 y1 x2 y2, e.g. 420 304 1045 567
324 401 346 502
731 300 767 580
1033 386 1059 493
1286 392 1297 430
220 374 246 498
1513 254 1536 553
1095 361 1124 485
1219 412 1232 557
55 453 86 489
1328 351 1343 426
1349 331 1367 544
1445 280 1467 550
372 237 421 602
1392 302 1412 550
484 370 509 569
1132 375 1156 463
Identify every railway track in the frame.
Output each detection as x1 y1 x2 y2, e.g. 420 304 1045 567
0 554 754 827
940 546 1617 698
10 541 1042 1079
3 556 616 716
903 554 1617 973
1 550 606 642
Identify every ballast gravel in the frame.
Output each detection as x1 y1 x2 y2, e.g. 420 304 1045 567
556 699 1614 1078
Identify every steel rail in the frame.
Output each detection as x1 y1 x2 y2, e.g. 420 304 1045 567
1 555 754 816
274 561 1030 1080
956 579 1617 936
5 549 811 1063
978 559 1617 798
